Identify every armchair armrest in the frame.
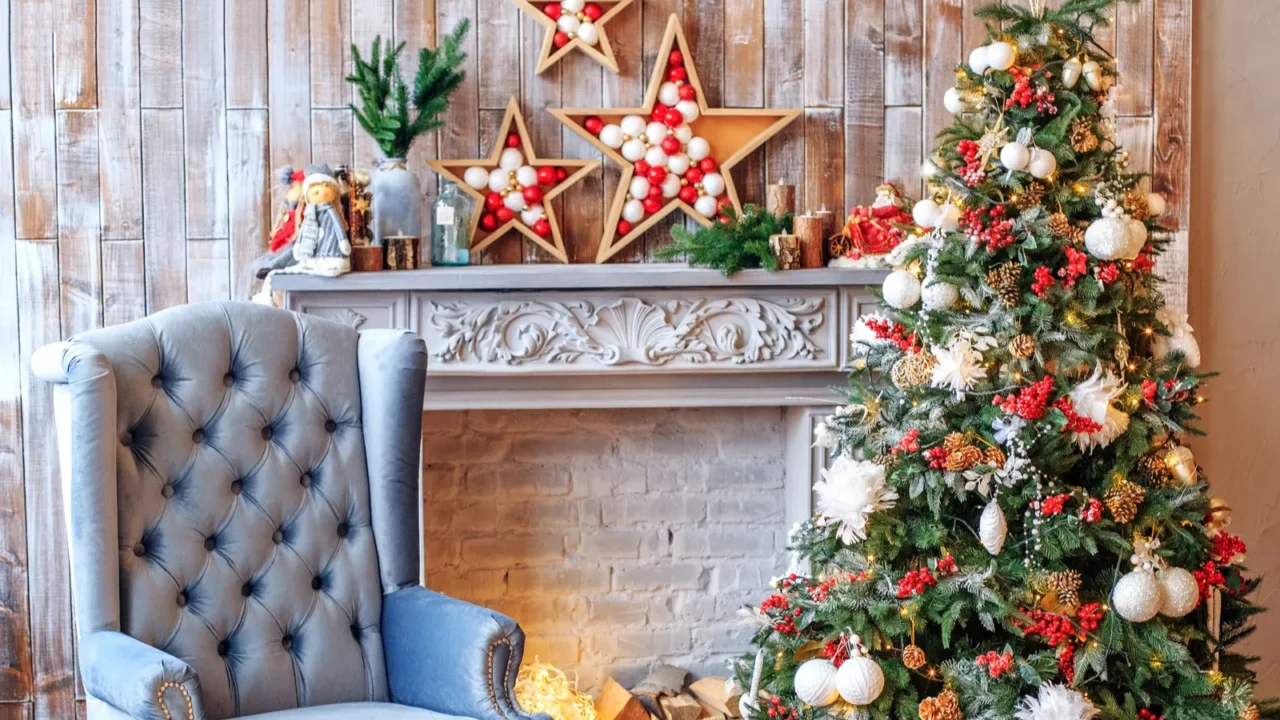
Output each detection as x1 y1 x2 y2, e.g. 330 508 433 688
382 586 550 720
79 631 205 719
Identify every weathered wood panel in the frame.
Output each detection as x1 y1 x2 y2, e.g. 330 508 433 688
138 0 181 108
1152 0 1191 311
55 111 103 335
12 0 58 240
267 0 312 170
228 110 270 302
183 0 229 240
310 0 351 108
846 0 886 207
97 0 144 239
227 0 268 109
141 109 188 311
187 240 231 303
55 0 98 109
102 240 147 326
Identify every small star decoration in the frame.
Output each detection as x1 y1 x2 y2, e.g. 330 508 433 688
511 0 636 74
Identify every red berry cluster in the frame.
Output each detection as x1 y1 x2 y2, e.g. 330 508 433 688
922 446 951 470
765 695 797 720
863 317 920 352
956 140 987 187
993 375 1056 420
1018 609 1086 647
1057 643 1076 683
1141 379 1158 403
1005 66 1058 114
975 651 1014 678
1053 397 1104 434
1096 262 1119 285
809 575 840 603
1195 561 1228 601
896 568 938 598
1032 266 1056 297
936 554 958 576
1081 497 1103 524
895 428 921 454
1039 493 1070 517
1077 602 1105 631
1212 533 1247 565
823 639 849 667
1138 709 1166 720
962 205 1016 251
1130 250 1156 273
1057 246 1089 289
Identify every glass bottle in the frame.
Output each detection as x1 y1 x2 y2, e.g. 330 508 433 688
431 182 474 266
371 158 422 246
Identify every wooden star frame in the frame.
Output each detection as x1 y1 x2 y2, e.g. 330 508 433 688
429 97 599 263
550 14 801 263
512 0 635 74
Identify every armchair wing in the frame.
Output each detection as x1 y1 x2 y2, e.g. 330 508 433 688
79 631 206 720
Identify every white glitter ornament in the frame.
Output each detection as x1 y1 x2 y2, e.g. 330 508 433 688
922 280 959 311
659 82 682 107
1000 142 1031 172
882 270 922 309
516 165 538 189
629 176 651 200
620 115 647 138
1112 569 1164 623
986 42 1017 71
968 46 991 74
979 499 1007 555
943 87 972 114
661 174 682 198
488 169 510 193
464 166 490 190
503 191 526 212
499 148 524 171
1027 148 1057 179
667 153 691 176
1082 60 1103 90
556 13 581 34
935 203 963 232
694 195 719 217
646 122 670 145
1158 567 1201 618
687 137 711 161
621 138 648 163
576 21 599 46
599 124 624 149
675 125 694 144
645 147 669 169
1062 58 1083 89
622 199 646 223
793 659 840 708
676 100 700 123
1126 218 1149 256
701 173 726 197
1147 193 1167 217
561 0 585 11
912 198 942 228
1084 216 1134 260
521 204 546 226
835 654 884 706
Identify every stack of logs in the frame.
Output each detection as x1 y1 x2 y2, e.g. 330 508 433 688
765 184 827 270
596 666 743 720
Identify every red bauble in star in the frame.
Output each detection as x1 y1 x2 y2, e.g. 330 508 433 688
532 219 552 238
668 50 683 67
634 160 651 177
584 116 604 136
717 214 732 225
523 185 545 204
678 185 698 204
480 213 499 232
647 165 667 184
642 196 663 214
485 192 504 212
662 107 683 128
553 31 570 48
647 184 664 199
496 207 515 223
668 66 687 83
506 133 522 148
617 219 632 236
678 83 697 101
685 167 704 184
554 167 568 181
698 157 719 173
660 136 682 155
582 3 603 21
651 107 669 123
537 166 558 186
543 2 563 19
717 197 734 212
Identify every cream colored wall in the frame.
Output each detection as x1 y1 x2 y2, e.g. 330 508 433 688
1190 0 1280 695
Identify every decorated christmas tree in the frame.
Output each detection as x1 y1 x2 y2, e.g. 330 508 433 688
736 2 1270 720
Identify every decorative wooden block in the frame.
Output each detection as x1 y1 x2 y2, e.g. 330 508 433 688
551 14 801 263
429 97 599 264
384 236 420 270
794 215 826 269
769 233 800 270
351 245 384 272
511 0 636 74
766 184 795 217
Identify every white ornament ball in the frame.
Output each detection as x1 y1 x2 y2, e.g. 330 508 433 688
463 166 490 190
793 659 840 708
1027 148 1058 179
661 174 682 198
694 195 719 218
979 500 1008 556
629 176 651 200
576 21 599 46
659 82 682 107
503 191 526 212
620 115 647 138
687 137 711 161
968 45 991 75
935 203 963 233
521 204 546 226
943 87 970 114
516 165 539 189
667 153 691 176
499 148 524 171
1126 218 1149 256
701 172 726 198
882 270 922 309
1062 57 1083 89
599 124 625 149
622 199 646 223
1000 142 1031 172
922 281 960 311
1147 193 1167 217
676 100 700 123
556 13 581 35
488 169 510 193
674 125 694 144
986 42 1017 71
621 138 648 163
1158 567 1201 618
1084 217 1134 261
646 122 669 145
1082 60 1103 90
561 0 585 11
911 198 942 228
645 147 669 169
1113 569 1165 623
834 656 884 706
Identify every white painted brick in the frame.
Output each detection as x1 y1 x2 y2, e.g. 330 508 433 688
465 463 572 497
593 629 692 659
424 433 512 464
498 498 581 528
615 563 706 591
707 492 785 523
510 432 617 462
574 463 647 496
704 462 785 489
645 464 708 493
711 559 788 592
468 409 582 433
423 464 463 500
602 495 707 525
588 597 649 625
460 534 564 568
423 411 466 437
524 634 582 669
692 626 757 654
507 567 611 595
576 528 645 559
672 528 776 558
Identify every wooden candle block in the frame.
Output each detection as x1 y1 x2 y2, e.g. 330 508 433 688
351 245 384 272
793 215 826 269
766 184 795 217
384 236 420 270
769 233 800 270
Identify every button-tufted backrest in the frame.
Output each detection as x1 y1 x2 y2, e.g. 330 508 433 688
62 302 405 718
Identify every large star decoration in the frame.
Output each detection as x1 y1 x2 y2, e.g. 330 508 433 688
512 0 635 74
551 14 801 263
429 97 598 263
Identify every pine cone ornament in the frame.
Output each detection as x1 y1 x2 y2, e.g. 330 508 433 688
1105 480 1146 523
1071 118 1099 153
1138 451 1174 486
1016 182 1045 210
874 452 900 470
1048 213 1085 244
1124 190 1152 221
984 446 1007 468
902 644 927 670
1009 334 1036 359
1038 570 1082 613
891 351 936 389
919 691 963 720
945 446 984 473
943 432 967 452
1240 705 1260 720
986 261 1022 307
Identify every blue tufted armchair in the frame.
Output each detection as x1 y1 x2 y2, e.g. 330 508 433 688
34 302 544 720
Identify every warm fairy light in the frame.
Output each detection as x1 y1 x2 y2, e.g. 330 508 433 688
514 662 597 720
1013 371 1023 382
866 554 877 563
1010 194 1020 204
927 668 938 679
1073 182 1088 195
900 607 911 618
1143 327 1154 335
1196 395 1206 403
1127 363 1137 371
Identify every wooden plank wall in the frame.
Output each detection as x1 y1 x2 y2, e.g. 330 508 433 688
0 0 1189 716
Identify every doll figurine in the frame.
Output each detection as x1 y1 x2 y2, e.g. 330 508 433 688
269 167 306 252
292 170 352 276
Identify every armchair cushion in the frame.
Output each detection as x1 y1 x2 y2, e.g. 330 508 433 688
80 630 205 720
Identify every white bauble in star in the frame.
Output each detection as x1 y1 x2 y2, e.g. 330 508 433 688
645 147 669 169
599 124 625 149
793 659 840 708
622 199 646 223
620 115 647 138
1147 193 1167 217
1126 218 1149 256
968 45 991 74
943 87 971 114
488 169 510 193
621 138 648 162
1000 142 1031 172
835 656 884 706
922 280 959 311
694 195 719 218
674 125 694 144
687 137 711 161
463 166 490 190
556 13 581 35
503 191 526 212
1062 58 1083 89
1113 569 1165 623
561 0 585 11
667 153 691 176
1082 60 1103 90
1158 567 1201 618
659 82 682 107
516 165 538 189
935 203 963 233
646 122 670 146
882 270 922 309
701 173 726 197
661 174 682 198
911 198 941 228
1084 216 1134 261
629 176 651 200
521 204 546 226
979 500 1007 555
576 21 599 46
676 100 700 123
499 148 524 171
986 42 1017 71
1027 148 1058 179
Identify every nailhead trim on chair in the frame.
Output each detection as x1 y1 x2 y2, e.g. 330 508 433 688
157 681 194 720
488 636 514 720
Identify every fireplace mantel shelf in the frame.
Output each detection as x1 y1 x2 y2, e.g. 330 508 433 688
277 264 889 412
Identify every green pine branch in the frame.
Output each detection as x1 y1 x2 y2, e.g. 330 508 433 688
653 206 790 276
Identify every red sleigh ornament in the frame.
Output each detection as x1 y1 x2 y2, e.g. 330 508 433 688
829 183 915 267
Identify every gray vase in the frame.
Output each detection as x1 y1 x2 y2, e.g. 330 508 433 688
371 158 422 246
